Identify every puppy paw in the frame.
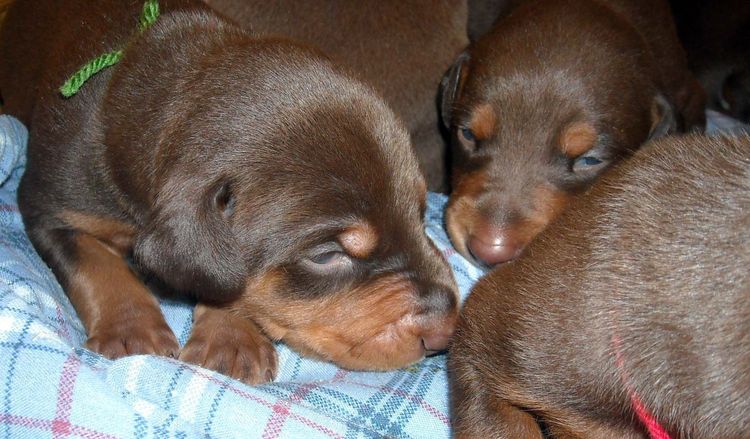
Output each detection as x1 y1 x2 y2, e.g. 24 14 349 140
179 305 278 385
86 313 179 359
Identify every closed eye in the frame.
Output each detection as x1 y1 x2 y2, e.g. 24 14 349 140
302 247 354 274
308 251 346 265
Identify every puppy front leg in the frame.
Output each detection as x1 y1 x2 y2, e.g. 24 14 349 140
180 304 278 385
31 227 178 358
451 361 544 439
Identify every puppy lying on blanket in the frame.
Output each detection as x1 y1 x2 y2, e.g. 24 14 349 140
450 134 750 438
441 0 706 267
0 0 458 384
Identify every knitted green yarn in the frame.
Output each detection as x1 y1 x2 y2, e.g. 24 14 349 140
60 51 123 98
59 0 160 98
139 0 160 32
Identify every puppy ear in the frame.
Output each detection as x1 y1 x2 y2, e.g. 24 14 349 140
440 51 470 128
134 179 246 302
647 93 677 140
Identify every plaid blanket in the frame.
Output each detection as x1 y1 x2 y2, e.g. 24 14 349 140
0 115 486 439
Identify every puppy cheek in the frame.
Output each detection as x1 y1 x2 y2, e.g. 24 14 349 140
526 185 571 237
445 171 486 255
291 277 428 371
245 274 441 370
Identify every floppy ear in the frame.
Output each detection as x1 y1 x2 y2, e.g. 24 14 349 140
647 93 677 140
440 51 470 129
134 178 246 303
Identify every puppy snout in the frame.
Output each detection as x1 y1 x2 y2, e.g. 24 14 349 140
418 285 458 355
468 221 523 266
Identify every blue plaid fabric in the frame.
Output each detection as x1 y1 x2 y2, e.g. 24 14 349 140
0 115 486 438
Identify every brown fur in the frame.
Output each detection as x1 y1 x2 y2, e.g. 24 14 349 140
242 271 458 370
441 0 706 266
338 222 379 260
203 0 470 192
450 134 750 438
468 103 497 141
0 0 458 384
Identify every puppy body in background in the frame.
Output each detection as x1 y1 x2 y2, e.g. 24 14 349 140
441 0 706 267
450 134 750 438
0 0 458 385
204 0 469 192
670 0 750 123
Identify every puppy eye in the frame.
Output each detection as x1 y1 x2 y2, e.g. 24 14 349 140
303 249 353 274
572 155 606 174
308 251 346 265
458 127 477 150
579 156 601 166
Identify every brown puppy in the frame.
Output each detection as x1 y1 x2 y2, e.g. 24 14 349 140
450 134 750 438
0 0 458 384
441 0 706 267
670 0 750 122
203 0 469 192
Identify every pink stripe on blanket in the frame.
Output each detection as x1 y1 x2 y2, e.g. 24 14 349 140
53 353 82 437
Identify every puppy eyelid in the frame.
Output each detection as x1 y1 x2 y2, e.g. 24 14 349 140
459 126 476 142
308 250 347 265
457 126 479 153
571 154 608 175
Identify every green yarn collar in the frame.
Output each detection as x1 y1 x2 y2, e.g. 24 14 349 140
59 0 160 98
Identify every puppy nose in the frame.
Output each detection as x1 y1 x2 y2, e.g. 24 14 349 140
468 223 522 266
417 286 457 354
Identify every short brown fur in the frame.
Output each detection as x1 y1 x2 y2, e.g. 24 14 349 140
0 0 458 384
204 0 470 191
441 0 706 267
450 134 750 438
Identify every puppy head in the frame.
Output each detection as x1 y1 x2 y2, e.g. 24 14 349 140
133 36 458 370
440 40 676 267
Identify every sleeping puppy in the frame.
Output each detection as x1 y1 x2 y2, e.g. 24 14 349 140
202 0 470 192
441 0 706 267
669 0 750 122
450 134 750 438
0 0 458 385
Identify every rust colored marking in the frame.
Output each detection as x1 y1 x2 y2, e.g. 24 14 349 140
508 184 572 247
339 222 379 259
234 271 437 371
560 121 597 158
59 210 135 254
180 303 278 385
68 233 175 358
469 103 497 140
446 171 487 256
